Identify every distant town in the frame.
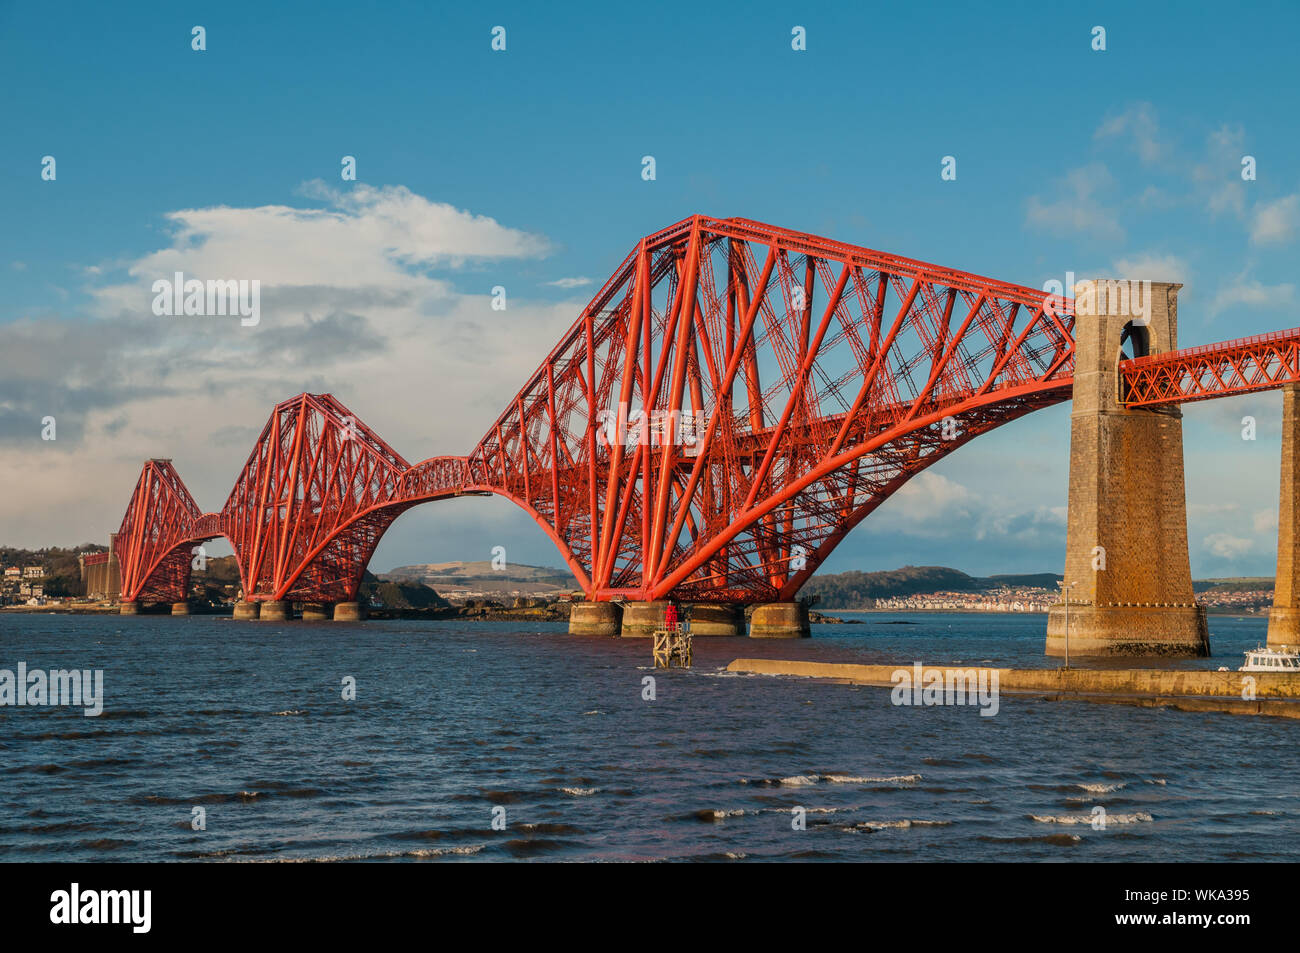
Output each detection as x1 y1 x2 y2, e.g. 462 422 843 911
1 563 50 604
0 545 1279 616
865 586 1273 615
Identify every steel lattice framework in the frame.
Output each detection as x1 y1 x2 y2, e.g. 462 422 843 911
1121 327 1300 407
109 214 1300 607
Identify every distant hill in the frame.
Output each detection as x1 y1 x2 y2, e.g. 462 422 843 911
379 561 574 598
358 571 452 610
1194 577 1274 594
984 572 1065 589
802 565 1278 608
801 565 1063 608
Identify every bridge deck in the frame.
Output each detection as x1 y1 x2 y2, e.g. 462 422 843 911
1122 327 1300 407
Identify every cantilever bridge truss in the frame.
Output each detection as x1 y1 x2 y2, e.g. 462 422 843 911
110 215 1300 607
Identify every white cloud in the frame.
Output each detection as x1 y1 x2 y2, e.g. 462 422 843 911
1207 181 1246 219
1094 103 1165 164
870 471 1066 550
1025 163 1124 241
1250 194 1299 245
0 185 576 551
1111 252 1188 283
1189 502 1241 517
1253 509 1278 535
883 472 974 528
90 182 550 317
1208 272 1296 317
544 277 593 289
1203 532 1255 559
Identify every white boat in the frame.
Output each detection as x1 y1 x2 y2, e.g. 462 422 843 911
1238 645 1300 672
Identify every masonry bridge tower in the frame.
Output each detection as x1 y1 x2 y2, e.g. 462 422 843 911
1047 279 1210 656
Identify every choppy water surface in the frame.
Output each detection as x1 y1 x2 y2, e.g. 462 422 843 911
0 612 1294 861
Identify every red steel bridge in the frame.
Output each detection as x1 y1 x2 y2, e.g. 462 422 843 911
109 215 1300 607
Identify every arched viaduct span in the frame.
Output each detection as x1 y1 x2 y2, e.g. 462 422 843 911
106 215 1300 651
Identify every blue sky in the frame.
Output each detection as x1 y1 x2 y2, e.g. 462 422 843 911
2 0 1298 579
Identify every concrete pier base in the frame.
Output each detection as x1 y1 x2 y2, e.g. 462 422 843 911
301 603 331 621
1268 608 1300 650
171 602 190 616
260 600 290 621
748 602 810 638
118 600 140 616
620 601 668 638
1046 604 1209 657
567 601 621 636
233 600 260 620
688 604 743 636
333 601 365 622
1268 384 1300 649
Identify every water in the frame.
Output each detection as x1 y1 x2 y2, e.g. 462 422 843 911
0 612 1295 862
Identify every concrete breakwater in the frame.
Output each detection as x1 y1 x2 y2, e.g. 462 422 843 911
725 659 1300 718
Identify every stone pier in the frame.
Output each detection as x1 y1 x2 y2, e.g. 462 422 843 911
1268 384 1300 649
118 600 140 615
1046 279 1209 657
171 602 190 616
619 601 668 638
260 600 290 621
301 603 331 621
232 600 260 620
748 602 810 638
333 601 365 622
568 601 621 636
688 604 744 636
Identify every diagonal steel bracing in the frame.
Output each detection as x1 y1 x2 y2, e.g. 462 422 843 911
111 215 1300 607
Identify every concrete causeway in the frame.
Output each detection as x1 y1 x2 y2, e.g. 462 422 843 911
725 659 1300 718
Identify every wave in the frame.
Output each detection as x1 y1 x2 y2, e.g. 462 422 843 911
854 819 953 831
1030 812 1153 825
742 773 921 787
978 833 1082 846
693 808 747 821
130 787 326 806
518 822 584 835
691 804 865 823
1077 782 1126 794
777 775 818 787
259 844 486 862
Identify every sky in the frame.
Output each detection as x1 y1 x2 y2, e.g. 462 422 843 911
2 0 1298 580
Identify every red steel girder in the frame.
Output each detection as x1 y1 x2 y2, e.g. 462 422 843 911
1122 327 1300 407
470 215 1077 602
109 213 1300 610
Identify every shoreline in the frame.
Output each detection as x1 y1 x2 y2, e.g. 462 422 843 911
0 604 572 622
820 607 1266 617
